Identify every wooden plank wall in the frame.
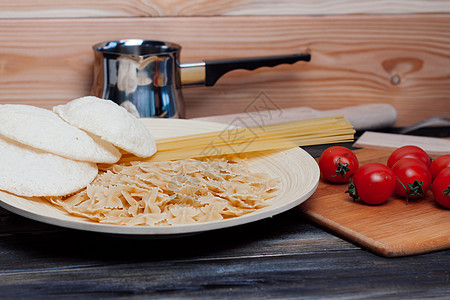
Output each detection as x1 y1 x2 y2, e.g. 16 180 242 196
0 1 449 126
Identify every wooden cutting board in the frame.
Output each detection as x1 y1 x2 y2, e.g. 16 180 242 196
298 148 450 257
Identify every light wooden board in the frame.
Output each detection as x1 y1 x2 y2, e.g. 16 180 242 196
0 14 449 126
0 0 449 18
299 148 450 257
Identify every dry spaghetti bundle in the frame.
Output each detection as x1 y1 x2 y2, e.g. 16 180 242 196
121 115 355 163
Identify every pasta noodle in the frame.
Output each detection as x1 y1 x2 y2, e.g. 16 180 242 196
121 115 355 163
45 156 280 226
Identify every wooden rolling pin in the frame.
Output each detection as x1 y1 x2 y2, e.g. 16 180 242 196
192 103 397 131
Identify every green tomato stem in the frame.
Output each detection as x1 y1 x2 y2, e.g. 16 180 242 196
333 157 350 179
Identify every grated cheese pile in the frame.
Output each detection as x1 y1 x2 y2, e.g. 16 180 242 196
46 157 280 226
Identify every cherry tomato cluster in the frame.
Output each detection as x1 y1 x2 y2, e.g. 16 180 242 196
318 146 450 208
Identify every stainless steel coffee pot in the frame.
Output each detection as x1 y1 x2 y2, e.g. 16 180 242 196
91 39 310 118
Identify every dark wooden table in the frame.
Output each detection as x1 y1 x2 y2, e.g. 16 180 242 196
0 144 449 299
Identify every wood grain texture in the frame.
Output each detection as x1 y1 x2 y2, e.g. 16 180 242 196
0 14 449 126
0 207 449 298
1 0 450 18
299 148 450 257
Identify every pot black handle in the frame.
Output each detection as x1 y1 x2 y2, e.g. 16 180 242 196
204 53 311 86
180 52 311 87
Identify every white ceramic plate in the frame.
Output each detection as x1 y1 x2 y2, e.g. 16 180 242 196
0 119 319 236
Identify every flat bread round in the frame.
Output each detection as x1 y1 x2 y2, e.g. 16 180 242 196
0 135 98 197
53 96 157 157
0 104 121 163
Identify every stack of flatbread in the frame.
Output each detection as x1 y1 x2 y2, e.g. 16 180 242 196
0 96 157 197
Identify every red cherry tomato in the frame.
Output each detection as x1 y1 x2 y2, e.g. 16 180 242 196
392 158 432 200
319 146 359 183
432 167 450 209
387 145 431 169
430 154 450 180
346 163 396 205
